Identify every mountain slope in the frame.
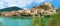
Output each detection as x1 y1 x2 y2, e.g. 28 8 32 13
0 6 23 12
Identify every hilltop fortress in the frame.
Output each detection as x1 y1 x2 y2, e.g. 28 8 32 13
1 2 56 17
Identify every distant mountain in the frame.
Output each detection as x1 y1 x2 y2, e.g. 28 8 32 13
0 6 23 12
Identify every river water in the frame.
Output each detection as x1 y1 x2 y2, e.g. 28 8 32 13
0 17 32 26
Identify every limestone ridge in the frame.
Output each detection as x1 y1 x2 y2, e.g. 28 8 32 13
32 2 54 10
32 2 56 15
44 2 54 9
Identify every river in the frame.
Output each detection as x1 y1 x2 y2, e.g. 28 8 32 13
0 17 32 26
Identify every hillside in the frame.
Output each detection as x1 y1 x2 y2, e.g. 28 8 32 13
0 6 23 12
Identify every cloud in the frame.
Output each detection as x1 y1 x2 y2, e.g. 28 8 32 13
34 0 45 2
0 0 34 8
0 2 6 9
0 0 53 9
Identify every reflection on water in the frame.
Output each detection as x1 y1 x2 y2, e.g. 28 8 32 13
0 17 32 26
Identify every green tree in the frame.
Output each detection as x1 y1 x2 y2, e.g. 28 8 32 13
13 14 17 16
20 13 26 16
33 16 43 26
57 5 60 12
39 5 50 10
57 5 60 21
56 5 60 26
0 13 2 16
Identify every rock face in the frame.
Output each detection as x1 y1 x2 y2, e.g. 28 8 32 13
33 2 54 10
32 2 56 16
44 2 54 10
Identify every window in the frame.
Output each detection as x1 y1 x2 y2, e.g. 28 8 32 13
50 11 53 12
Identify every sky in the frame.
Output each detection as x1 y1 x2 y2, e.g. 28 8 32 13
0 0 60 9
